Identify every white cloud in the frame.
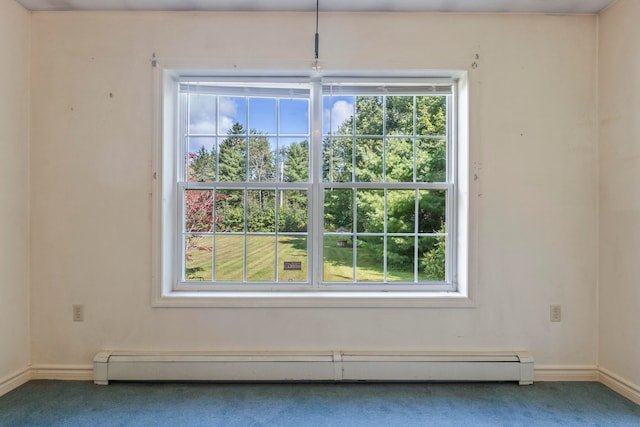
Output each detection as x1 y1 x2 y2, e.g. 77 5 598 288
219 96 240 134
324 100 353 133
219 96 237 117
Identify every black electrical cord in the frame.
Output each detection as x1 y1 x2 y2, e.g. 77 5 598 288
314 0 319 60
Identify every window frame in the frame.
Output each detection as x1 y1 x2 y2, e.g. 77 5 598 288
152 63 473 308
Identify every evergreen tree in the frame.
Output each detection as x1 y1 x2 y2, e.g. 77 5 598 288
218 122 247 182
283 140 309 182
190 146 216 182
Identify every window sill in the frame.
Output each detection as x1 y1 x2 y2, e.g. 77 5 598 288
152 290 475 308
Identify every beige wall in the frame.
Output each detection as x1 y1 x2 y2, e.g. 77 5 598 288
0 0 30 384
29 12 598 369
599 0 640 388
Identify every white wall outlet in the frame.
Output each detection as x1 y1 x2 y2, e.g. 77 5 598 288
73 304 84 322
550 304 561 322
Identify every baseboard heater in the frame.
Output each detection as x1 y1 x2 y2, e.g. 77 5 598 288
94 351 533 385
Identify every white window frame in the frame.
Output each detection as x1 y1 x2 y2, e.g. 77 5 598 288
152 63 473 308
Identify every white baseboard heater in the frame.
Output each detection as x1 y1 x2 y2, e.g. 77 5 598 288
94 350 534 385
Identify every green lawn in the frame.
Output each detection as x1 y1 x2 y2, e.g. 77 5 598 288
185 234 420 283
185 235 307 282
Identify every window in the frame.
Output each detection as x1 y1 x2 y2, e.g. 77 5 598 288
153 69 470 306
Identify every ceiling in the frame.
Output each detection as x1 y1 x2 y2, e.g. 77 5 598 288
15 0 617 14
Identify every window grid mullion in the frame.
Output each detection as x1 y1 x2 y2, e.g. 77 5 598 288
446 93 455 283
383 188 388 282
352 189 357 282
382 96 388 282
178 90 189 283
413 96 418 283
212 189 217 282
311 78 324 287
243 188 247 282
414 189 419 283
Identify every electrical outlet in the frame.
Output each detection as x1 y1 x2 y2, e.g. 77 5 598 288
550 304 561 322
73 304 84 322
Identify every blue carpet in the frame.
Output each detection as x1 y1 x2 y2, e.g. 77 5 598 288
1 381 639 426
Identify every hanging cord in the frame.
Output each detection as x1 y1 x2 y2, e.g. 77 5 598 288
315 0 319 60
313 0 320 70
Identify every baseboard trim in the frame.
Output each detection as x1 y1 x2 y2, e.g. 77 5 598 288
3 363 639 407
0 368 31 397
534 365 599 382
30 364 93 381
599 367 640 406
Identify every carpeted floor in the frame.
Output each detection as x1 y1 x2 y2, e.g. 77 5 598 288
1 380 639 426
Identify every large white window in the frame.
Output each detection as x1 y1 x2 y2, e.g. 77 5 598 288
153 70 470 306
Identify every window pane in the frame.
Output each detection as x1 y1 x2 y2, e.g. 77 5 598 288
324 189 353 232
185 189 214 232
218 134 247 182
219 97 247 135
188 137 216 182
355 138 383 182
185 235 213 281
278 190 308 233
248 136 276 183
215 190 244 232
247 190 275 233
215 235 244 281
355 96 383 135
246 236 276 282
323 235 353 282
386 190 416 233
356 236 384 282
356 189 384 233
176 81 454 287
418 190 447 234
416 96 447 137
280 138 309 182
323 137 353 182
385 96 414 135
418 236 446 282
416 137 446 182
323 95 354 136
386 137 414 183
249 97 277 134
279 99 309 135
188 94 216 134
278 236 308 282
386 236 415 282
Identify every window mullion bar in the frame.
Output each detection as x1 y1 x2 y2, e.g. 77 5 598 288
413 95 417 183
383 188 388 283
311 77 323 287
178 90 189 283
353 189 357 282
414 189 419 283
212 189 217 282
178 184 186 284
413 97 418 283
243 188 248 283
447 92 456 285
382 95 388 283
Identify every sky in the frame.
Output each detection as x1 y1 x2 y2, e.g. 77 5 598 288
186 93 355 154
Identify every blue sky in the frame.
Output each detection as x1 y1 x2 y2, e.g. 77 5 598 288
186 93 355 154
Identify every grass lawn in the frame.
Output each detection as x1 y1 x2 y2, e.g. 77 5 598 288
185 234 421 283
186 234 307 282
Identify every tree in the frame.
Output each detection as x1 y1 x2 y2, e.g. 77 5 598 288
218 122 247 182
190 146 216 182
279 140 309 232
421 226 446 281
283 140 309 182
248 132 274 183
322 94 448 278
